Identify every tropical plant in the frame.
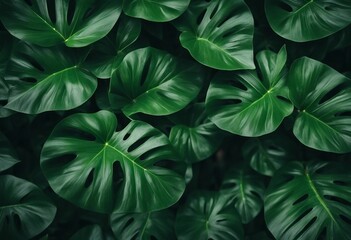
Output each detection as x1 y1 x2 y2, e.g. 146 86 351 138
0 0 351 239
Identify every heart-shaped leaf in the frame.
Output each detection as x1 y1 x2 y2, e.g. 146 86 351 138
221 168 265 224
123 0 190 22
85 15 142 79
175 191 244 240
206 45 293 136
0 0 121 47
265 161 351 239
4 42 97 114
40 110 185 213
111 210 176 240
169 103 223 164
243 134 299 176
174 0 255 70
0 175 57 239
265 0 351 42
288 57 351 153
109 47 203 116
0 132 20 172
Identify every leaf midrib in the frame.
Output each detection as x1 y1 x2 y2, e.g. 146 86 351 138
300 111 342 135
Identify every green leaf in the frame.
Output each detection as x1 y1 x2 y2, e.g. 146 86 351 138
221 168 265 224
4 42 97 114
265 161 351 239
174 0 255 70
288 57 351 153
0 175 57 239
109 47 203 116
0 77 14 118
85 15 142 79
0 0 122 47
243 134 298 176
40 110 185 213
206 45 293 136
169 103 223 164
111 210 176 240
175 191 244 240
70 225 106 240
0 132 20 172
123 0 190 22
265 0 351 42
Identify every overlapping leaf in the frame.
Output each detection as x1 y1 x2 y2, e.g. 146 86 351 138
0 132 19 172
40 110 185 213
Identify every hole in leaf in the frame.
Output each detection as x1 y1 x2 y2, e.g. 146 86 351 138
221 99 242 105
5 215 10 225
21 55 45 72
123 217 134 230
21 77 37 83
277 95 291 104
340 214 351 225
290 208 313 228
336 111 351 117
319 86 343 105
209 3 219 19
127 136 150 153
123 132 131 141
197 10 207 25
49 154 76 167
0 100 7 106
24 0 32 6
67 0 76 25
47 0 56 23
267 145 281 152
13 213 21 230
216 219 226 223
113 161 123 186
324 5 333 11
324 195 351 207
153 159 175 168
63 128 96 141
334 180 348 186
217 14 232 29
140 57 151 86
222 30 236 39
19 192 32 203
295 217 316 239
84 168 95 188
277 2 293 12
250 190 261 199
228 79 247 91
293 194 308 205
139 147 163 161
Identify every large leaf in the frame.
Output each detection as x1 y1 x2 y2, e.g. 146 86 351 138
265 161 351 239
4 42 96 114
123 0 190 22
0 132 20 172
174 0 255 70
40 110 185 213
0 175 57 239
265 0 351 42
85 15 141 79
109 47 203 116
169 103 223 164
175 191 244 240
206 45 293 136
288 57 351 153
221 168 265 224
111 210 176 240
243 134 298 176
0 0 121 47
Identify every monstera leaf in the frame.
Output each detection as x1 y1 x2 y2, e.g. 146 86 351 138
4 42 96 114
169 103 223 164
288 57 351 153
123 0 190 22
0 0 121 47
175 191 244 240
0 77 14 118
0 132 20 172
0 175 57 239
221 168 265 224
70 225 107 240
40 110 185 213
111 210 176 240
265 0 351 42
174 0 254 70
265 161 351 239
109 47 203 116
206 46 293 136
243 134 299 176
85 15 141 79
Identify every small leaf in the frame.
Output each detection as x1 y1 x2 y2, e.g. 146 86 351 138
40 110 185 213
109 47 203 116
288 57 351 153
265 161 351 239
0 132 20 172
206 45 293 136
0 175 57 239
174 0 255 70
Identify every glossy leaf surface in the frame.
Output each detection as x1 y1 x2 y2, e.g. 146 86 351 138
175 191 244 240
265 161 351 239
175 0 255 70
123 0 190 22
4 42 96 114
0 175 56 239
0 0 121 47
288 57 351 153
265 0 351 42
206 46 293 136
0 133 19 172
111 210 175 240
40 110 185 213
109 47 203 116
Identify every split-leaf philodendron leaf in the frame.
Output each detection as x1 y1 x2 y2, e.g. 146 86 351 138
40 110 185 213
